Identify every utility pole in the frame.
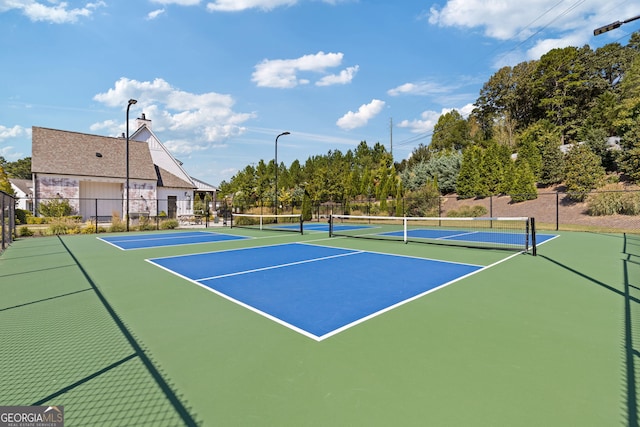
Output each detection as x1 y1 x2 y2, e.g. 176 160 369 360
389 117 393 160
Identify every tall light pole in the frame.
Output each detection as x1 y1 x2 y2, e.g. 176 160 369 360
594 14 640 35
126 98 137 231
274 131 290 216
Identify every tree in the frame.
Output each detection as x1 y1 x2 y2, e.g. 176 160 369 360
480 141 511 195
539 137 565 186
564 144 605 201
456 146 485 198
430 110 471 152
405 179 440 217
0 164 13 195
2 157 32 179
516 133 542 180
508 160 537 203
534 46 594 143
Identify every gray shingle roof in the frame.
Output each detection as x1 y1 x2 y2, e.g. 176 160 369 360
156 165 196 189
32 126 158 181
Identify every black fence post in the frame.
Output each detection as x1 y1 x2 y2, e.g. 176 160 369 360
556 190 560 231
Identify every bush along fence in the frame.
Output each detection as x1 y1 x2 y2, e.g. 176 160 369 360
1 190 16 253
15 196 219 236
228 188 640 234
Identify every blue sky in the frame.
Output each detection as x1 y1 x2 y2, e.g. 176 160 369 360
0 0 637 186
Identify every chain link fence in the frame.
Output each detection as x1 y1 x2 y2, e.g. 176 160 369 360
228 189 640 234
12 189 640 235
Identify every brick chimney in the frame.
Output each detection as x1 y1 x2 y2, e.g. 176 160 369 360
136 113 151 130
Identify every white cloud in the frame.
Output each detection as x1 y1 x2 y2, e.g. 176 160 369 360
92 77 255 154
316 65 359 87
0 125 29 140
151 0 200 5
387 80 455 97
206 0 295 12
252 51 350 88
398 103 474 134
428 0 639 62
1 0 106 24
146 8 166 20
336 99 385 131
0 125 30 160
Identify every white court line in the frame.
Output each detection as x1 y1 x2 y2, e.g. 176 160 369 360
195 250 364 282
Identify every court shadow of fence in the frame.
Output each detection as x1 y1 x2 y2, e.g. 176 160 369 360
0 236 199 426
539 234 640 427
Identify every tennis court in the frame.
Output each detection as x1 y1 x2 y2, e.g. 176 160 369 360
99 231 249 250
0 223 636 426
147 242 487 340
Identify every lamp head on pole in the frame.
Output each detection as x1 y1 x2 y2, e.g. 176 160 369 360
128 98 138 106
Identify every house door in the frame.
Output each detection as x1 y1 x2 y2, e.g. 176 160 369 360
168 196 177 219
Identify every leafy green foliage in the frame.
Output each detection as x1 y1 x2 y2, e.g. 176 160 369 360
564 144 606 201
404 179 440 217
38 198 73 217
587 186 640 216
456 146 487 198
2 157 32 179
446 205 488 217
0 164 13 195
508 160 538 203
430 110 472 152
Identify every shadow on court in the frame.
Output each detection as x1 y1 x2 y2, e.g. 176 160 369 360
539 233 640 427
0 236 198 426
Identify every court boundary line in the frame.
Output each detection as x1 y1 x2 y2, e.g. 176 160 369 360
97 231 252 251
146 242 521 341
193 250 364 281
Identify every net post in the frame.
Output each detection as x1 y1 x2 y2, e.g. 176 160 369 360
299 214 304 235
230 214 234 229
259 215 263 231
329 215 333 237
403 217 408 244
530 217 537 256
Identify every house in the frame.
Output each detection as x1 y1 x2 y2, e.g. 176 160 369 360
30 114 214 221
9 178 33 211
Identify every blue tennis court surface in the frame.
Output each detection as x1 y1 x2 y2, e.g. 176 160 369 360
379 228 557 246
99 231 249 250
271 222 372 232
147 243 485 340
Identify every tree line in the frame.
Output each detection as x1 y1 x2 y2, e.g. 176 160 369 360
3 33 640 213
220 32 640 211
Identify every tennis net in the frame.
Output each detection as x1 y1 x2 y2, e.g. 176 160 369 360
231 213 303 234
329 214 536 253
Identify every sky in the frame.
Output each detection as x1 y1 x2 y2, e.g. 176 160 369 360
1 0 638 186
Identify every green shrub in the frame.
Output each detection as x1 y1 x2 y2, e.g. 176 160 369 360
27 216 46 224
160 219 179 230
109 222 126 232
18 226 34 237
109 212 126 232
15 209 28 225
48 218 76 235
587 187 640 216
446 205 488 218
39 198 73 217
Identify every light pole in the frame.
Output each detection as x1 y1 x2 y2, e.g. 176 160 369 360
594 14 640 35
274 131 290 216
126 98 137 231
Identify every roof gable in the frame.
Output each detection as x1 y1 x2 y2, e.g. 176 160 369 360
31 127 157 181
155 166 195 189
